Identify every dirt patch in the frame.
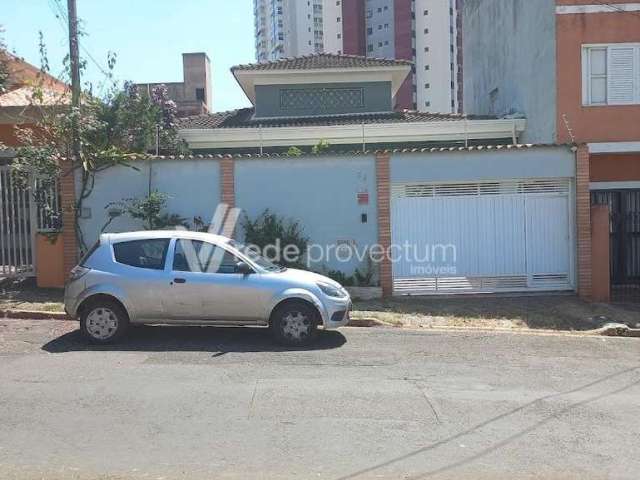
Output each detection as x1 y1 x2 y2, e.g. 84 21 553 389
351 294 640 331
0 277 64 312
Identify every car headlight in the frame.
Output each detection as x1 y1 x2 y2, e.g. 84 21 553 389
317 282 347 298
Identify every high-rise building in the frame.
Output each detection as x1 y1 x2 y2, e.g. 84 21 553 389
253 0 462 113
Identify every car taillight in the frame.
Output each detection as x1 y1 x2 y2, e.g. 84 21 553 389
68 265 90 282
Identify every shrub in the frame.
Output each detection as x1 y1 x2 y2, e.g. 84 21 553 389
242 209 309 268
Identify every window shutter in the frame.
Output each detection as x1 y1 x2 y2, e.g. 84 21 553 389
607 46 635 104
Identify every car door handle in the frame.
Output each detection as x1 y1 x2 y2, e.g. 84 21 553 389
173 278 186 284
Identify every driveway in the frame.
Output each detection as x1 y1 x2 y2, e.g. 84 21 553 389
1 319 639 479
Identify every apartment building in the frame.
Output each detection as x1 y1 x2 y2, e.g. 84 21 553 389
463 0 640 303
253 0 461 113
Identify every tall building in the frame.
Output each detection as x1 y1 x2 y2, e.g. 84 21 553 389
253 0 461 113
254 0 343 62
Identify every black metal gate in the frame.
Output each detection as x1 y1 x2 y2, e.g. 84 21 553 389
592 190 640 302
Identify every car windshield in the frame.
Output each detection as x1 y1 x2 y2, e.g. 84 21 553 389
227 240 285 272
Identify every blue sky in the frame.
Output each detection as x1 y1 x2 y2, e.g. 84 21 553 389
3 0 255 111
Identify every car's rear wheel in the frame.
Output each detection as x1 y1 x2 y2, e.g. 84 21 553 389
80 299 129 344
270 300 319 346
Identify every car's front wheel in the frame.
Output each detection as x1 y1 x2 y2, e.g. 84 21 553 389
270 300 319 346
80 299 129 344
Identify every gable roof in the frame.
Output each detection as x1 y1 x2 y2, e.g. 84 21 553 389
231 53 413 72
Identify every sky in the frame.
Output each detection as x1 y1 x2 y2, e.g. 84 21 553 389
2 0 256 112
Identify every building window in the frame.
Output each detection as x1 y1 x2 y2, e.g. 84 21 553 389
424 46 429 52
425 83 430 89
367 27 373 35
583 44 640 105
424 65 430 70
378 42 382 47
424 10 428 15
337 16 341 21
424 28 429 34
425 101 431 107
337 33 341 39
195 88 205 102
368 44 373 52
378 24 382 30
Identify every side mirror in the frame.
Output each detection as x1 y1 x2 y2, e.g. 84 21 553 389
235 261 253 275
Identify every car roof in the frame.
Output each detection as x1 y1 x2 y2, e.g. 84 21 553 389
100 230 231 245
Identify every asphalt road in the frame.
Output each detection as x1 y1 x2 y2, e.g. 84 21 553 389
1 320 639 480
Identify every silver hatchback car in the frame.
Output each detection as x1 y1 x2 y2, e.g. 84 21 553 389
65 231 351 345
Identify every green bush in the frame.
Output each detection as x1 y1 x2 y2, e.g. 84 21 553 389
242 209 309 268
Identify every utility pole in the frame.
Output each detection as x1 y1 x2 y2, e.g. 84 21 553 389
67 0 81 163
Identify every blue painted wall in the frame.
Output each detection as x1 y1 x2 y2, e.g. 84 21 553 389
235 155 378 275
391 147 575 183
254 82 392 118
77 159 221 247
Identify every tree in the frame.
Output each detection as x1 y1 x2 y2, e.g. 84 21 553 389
0 26 8 95
11 35 188 251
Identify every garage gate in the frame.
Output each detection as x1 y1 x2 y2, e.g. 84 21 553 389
391 178 575 295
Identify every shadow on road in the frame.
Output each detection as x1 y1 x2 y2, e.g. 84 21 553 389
41 325 347 354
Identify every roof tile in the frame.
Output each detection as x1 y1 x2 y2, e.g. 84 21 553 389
231 53 412 72
176 108 491 130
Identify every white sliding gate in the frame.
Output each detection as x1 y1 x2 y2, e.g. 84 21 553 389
0 165 60 278
391 179 575 295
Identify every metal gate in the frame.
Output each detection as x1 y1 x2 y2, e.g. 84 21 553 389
592 189 640 302
0 165 60 278
391 178 575 295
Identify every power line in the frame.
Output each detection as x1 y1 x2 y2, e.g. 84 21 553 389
48 0 113 79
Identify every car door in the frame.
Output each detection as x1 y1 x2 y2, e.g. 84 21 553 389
165 238 271 323
111 237 174 321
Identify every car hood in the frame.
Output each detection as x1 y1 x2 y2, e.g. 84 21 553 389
280 268 344 289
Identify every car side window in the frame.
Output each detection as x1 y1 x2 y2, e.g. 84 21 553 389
113 239 170 270
173 239 242 274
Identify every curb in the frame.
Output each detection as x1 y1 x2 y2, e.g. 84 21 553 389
2 311 638 338
348 317 640 338
0 309 72 321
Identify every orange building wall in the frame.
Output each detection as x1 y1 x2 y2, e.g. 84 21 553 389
556 5 640 143
590 154 640 182
0 123 21 146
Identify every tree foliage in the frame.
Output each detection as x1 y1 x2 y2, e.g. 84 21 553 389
10 33 188 250
0 26 8 95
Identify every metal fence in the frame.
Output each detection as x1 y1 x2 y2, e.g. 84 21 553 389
0 165 61 278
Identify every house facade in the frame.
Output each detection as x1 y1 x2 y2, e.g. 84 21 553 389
254 0 462 113
138 53 577 297
463 0 640 301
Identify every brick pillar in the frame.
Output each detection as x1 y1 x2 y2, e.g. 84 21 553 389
376 152 393 297
220 156 236 237
591 204 611 303
220 156 235 208
60 160 78 278
576 144 592 300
